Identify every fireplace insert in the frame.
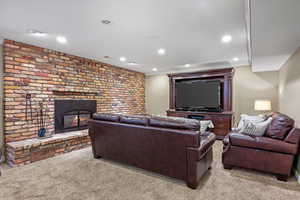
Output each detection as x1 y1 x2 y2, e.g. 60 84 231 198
55 100 97 133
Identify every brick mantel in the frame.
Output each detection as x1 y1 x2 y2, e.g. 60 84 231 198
3 39 145 143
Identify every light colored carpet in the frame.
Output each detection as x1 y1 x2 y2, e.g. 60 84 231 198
0 141 300 200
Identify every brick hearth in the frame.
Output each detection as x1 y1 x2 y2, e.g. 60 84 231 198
6 130 90 167
3 39 145 166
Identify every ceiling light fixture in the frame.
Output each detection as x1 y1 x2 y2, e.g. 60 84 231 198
232 57 239 62
120 57 127 62
101 20 111 24
128 62 138 66
27 29 47 37
152 68 157 71
184 64 191 67
157 48 166 55
56 36 67 44
221 35 232 43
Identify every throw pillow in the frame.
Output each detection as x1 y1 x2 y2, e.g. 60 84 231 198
200 120 214 133
241 117 273 137
237 114 267 131
265 113 294 139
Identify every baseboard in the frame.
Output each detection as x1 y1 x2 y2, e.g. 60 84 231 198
294 169 300 184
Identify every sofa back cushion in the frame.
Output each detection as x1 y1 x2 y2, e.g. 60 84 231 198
149 115 200 131
120 115 149 126
93 113 120 122
265 113 294 140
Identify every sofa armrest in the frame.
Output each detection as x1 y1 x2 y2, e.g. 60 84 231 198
223 131 240 146
228 133 298 155
188 132 216 161
285 128 300 144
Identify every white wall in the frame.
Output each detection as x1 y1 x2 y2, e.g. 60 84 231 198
278 47 300 176
145 75 169 115
233 66 279 123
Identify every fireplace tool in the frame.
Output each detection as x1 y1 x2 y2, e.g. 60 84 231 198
37 102 46 137
25 93 33 121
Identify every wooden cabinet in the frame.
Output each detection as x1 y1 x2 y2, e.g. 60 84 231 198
167 110 233 139
167 68 234 140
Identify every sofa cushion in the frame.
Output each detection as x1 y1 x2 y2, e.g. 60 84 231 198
93 113 120 122
228 133 298 155
120 115 149 126
265 113 294 140
149 115 200 131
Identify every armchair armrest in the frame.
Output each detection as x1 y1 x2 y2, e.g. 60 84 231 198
284 128 300 144
228 133 298 155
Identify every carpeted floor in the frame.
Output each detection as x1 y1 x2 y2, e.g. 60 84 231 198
0 141 300 200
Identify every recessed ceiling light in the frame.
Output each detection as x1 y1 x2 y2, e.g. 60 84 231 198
120 57 127 62
27 29 47 37
101 20 111 24
152 68 157 71
128 62 138 66
184 64 191 67
232 57 239 62
56 36 67 44
157 48 166 55
221 35 232 43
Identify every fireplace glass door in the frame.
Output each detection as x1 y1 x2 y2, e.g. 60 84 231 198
64 114 79 129
79 113 91 126
63 111 92 130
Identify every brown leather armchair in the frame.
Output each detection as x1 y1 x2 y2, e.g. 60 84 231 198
222 112 300 181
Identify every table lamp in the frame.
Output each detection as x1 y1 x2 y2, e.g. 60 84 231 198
254 100 272 113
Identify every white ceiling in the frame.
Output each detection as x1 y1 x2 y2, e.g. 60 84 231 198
0 0 248 75
251 0 300 72
0 0 299 75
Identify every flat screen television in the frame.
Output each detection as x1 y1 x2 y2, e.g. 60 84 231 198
175 79 221 111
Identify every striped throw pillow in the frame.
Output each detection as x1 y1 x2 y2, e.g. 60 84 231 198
241 117 273 137
242 122 257 136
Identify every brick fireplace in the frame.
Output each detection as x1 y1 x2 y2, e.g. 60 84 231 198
3 39 145 166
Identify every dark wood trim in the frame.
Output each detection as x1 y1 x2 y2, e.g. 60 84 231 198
168 68 234 112
167 109 233 115
167 68 234 78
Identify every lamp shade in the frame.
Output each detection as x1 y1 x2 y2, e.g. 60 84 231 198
254 100 272 111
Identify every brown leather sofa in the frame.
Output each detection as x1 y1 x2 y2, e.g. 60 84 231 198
88 113 216 189
222 112 300 181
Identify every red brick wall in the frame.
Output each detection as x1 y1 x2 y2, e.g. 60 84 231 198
3 39 145 142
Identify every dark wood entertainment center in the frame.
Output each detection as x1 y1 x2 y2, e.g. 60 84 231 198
167 68 234 139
